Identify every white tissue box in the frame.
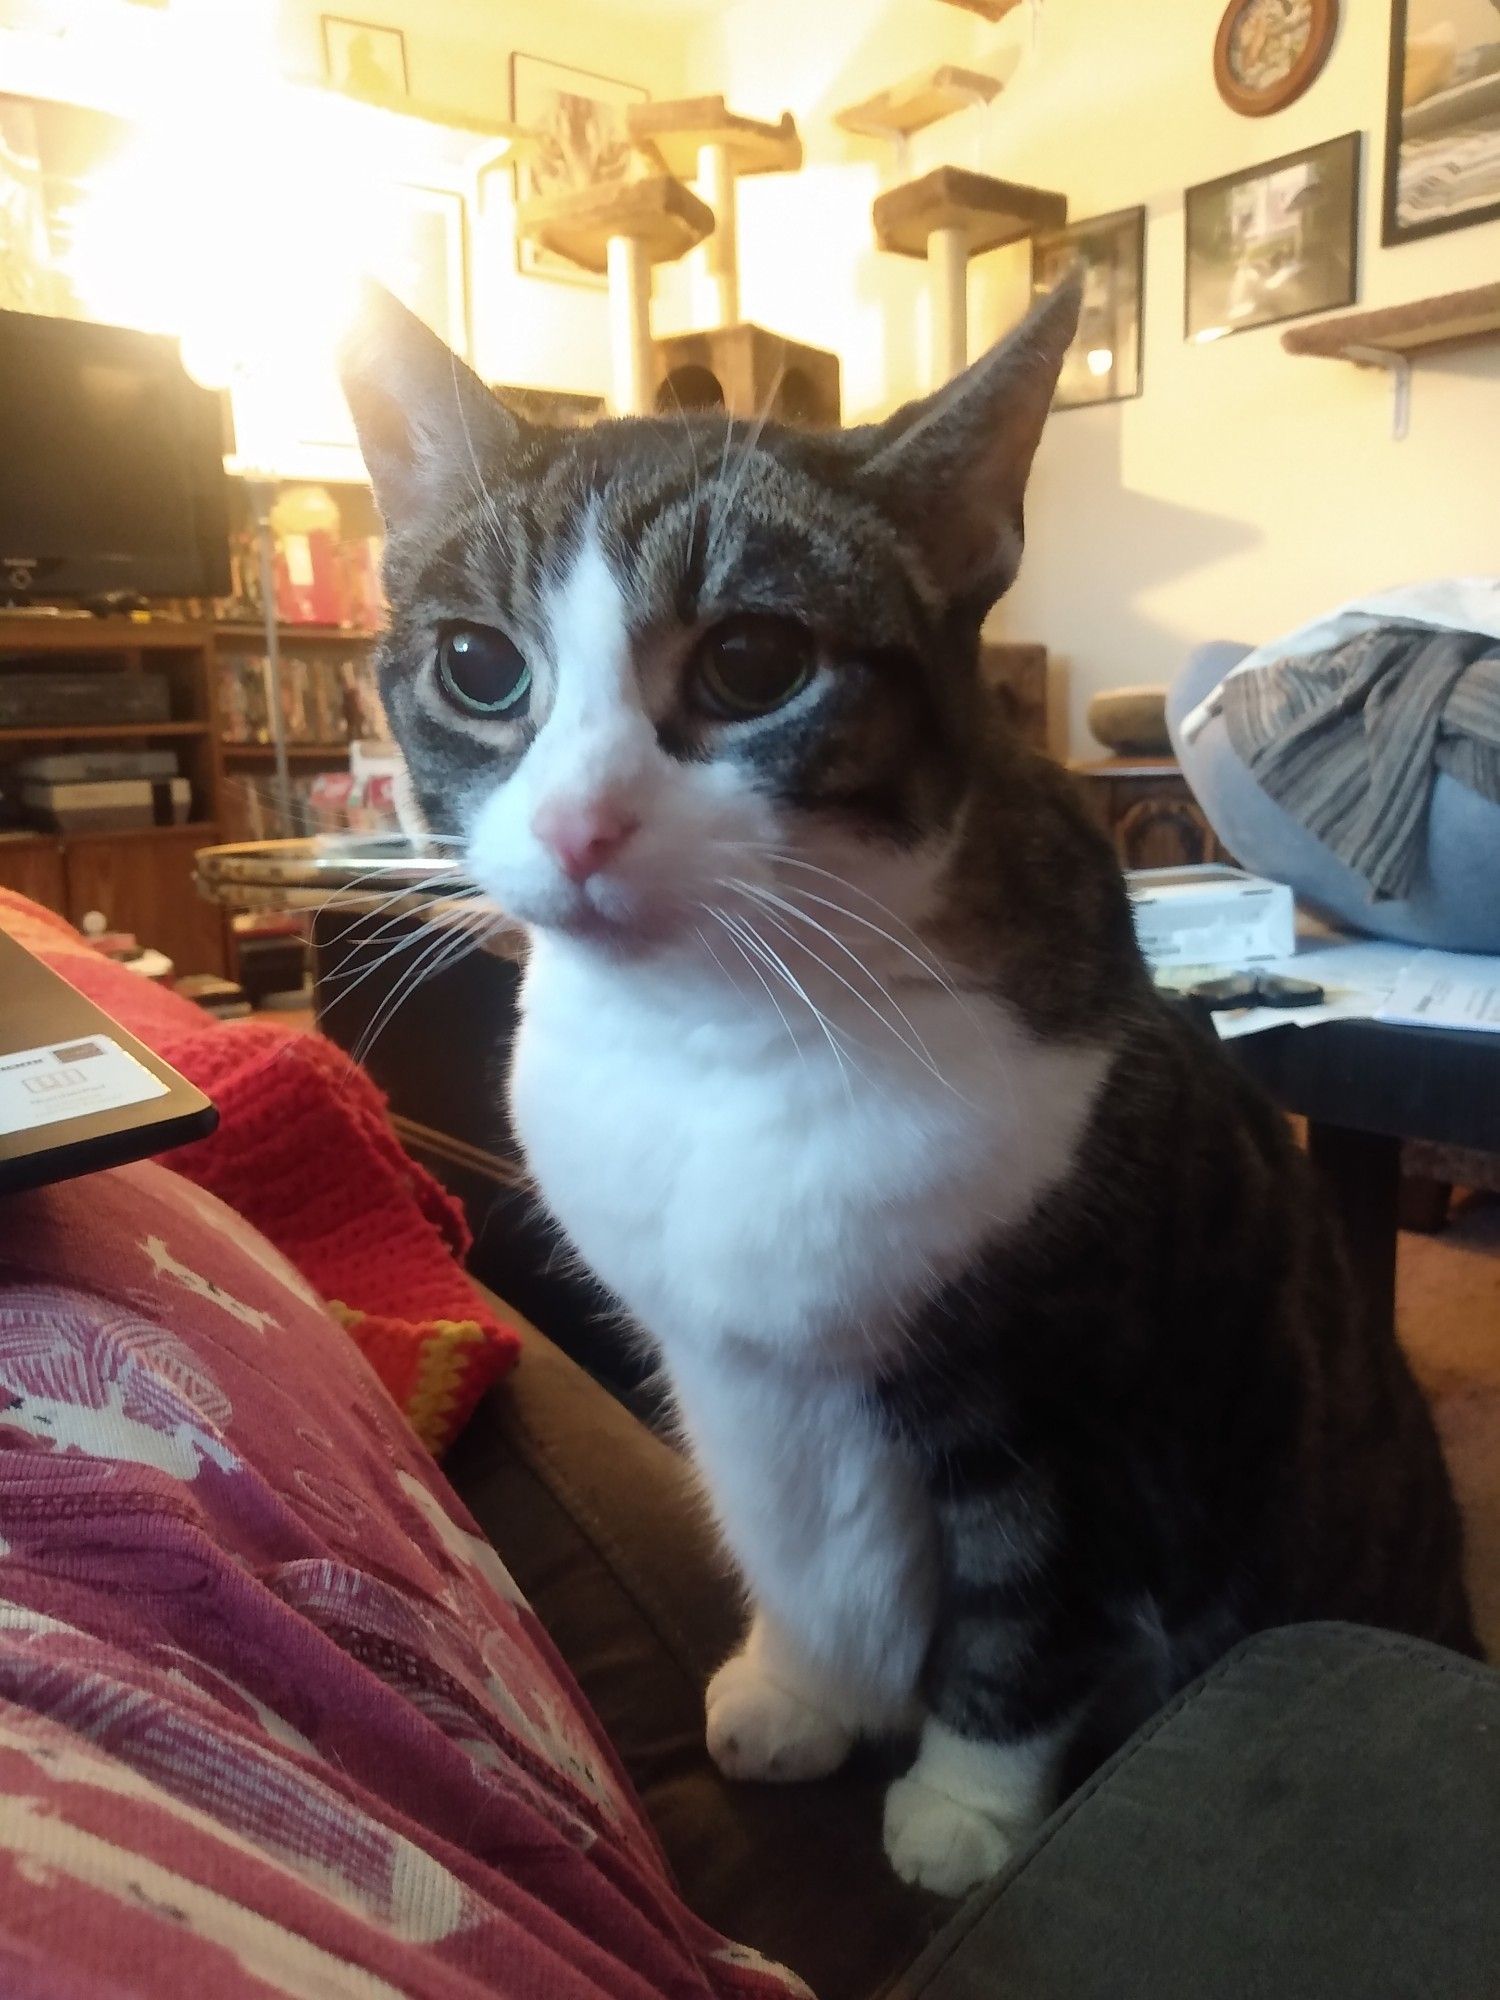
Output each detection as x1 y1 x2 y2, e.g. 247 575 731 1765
1126 864 1296 970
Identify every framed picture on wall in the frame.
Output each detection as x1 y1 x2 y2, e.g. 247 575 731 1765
1184 130 1360 340
321 17 409 103
510 54 648 286
1382 0 1500 244
1031 206 1145 409
373 183 471 360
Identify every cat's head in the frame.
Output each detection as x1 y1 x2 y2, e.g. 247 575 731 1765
339 281 1077 957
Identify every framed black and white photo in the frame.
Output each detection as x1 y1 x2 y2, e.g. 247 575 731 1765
1185 131 1360 341
321 17 409 103
1031 206 1145 409
1383 0 1500 244
509 54 647 285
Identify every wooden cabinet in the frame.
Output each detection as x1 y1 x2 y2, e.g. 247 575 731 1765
0 835 67 911
64 828 226 976
1070 757 1228 870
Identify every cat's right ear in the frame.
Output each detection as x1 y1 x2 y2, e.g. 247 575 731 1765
339 281 519 527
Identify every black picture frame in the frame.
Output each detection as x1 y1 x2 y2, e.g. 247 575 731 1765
1031 205 1146 410
1382 0 1500 246
1184 130 1361 342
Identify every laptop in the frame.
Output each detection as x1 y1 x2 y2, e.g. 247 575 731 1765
0 931 217 1197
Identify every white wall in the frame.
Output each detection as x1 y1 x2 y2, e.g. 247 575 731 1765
684 0 1500 752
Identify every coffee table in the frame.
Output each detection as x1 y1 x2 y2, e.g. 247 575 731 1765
1230 1017 1500 1336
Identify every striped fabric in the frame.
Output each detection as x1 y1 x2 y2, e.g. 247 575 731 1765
1218 623 1500 900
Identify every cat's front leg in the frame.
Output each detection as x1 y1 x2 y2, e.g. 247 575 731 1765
706 1608 871 1782
884 1718 1062 1897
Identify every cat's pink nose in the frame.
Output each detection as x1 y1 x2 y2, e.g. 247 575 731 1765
532 795 640 884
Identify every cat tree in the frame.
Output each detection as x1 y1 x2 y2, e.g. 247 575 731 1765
515 176 714 415
518 99 840 426
873 166 1066 385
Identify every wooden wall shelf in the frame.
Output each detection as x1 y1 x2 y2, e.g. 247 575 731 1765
1280 283 1500 360
1281 284 1500 440
0 721 210 746
837 65 1001 141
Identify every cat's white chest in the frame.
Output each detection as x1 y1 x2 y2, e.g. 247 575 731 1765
509 943 1105 1367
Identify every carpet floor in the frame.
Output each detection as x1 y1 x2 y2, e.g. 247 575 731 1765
1398 1193 1500 1658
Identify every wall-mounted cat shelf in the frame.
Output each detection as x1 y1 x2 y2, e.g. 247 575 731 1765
627 96 801 329
1281 282 1500 441
873 166 1065 385
933 0 1026 19
836 65 1004 148
515 177 714 416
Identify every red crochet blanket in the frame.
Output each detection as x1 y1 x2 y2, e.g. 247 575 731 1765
0 890 518 1449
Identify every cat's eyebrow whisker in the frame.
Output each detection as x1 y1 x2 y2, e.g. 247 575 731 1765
449 350 510 568
704 363 785 579
729 882 952 1090
712 908 860 1108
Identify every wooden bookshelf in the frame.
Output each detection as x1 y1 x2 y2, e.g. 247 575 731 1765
214 623 380 646
221 741 350 762
0 721 211 746
0 616 228 974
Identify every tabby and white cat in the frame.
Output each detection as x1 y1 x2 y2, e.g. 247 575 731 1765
340 281 1475 1899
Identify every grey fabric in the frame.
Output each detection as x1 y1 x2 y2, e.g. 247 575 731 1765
898 1623 1500 2000
1168 645 1500 953
1218 624 1500 900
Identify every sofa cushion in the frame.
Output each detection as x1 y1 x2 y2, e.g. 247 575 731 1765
0 1161 809 1999
896 1622 1500 2000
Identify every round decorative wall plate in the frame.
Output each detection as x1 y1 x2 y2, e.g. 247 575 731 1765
1214 0 1339 117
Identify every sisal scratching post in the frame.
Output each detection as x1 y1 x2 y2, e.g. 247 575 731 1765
626 97 801 334
515 175 714 415
872 166 1067 388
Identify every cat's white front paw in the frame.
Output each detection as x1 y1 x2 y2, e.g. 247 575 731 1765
705 1651 853 1782
883 1774 1018 1897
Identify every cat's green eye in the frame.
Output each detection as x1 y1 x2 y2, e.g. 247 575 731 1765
435 622 531 718
691 615 816 721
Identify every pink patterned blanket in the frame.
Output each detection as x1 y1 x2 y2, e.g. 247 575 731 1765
0 1161 808 1999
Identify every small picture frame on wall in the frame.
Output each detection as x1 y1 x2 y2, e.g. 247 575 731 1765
510 54 648 286
1184 130 1360 341
1382 0 1500 244
1031 206 1145 409
1213 0 1341 118
321 16 409 104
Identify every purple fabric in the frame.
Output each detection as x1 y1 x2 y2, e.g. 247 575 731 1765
0 1162 809 2000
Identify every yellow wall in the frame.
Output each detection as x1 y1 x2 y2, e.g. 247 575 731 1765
274 0 693 395
683 0 1500 752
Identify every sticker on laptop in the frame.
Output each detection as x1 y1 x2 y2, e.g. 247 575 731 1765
0 1036 169 1137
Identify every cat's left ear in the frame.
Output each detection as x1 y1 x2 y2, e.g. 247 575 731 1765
339 281 521 529
854 273 1081 612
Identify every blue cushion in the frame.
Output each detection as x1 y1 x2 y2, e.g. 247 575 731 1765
1168 644 1500 953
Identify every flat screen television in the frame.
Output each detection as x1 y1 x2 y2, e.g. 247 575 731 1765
0 309 230 605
